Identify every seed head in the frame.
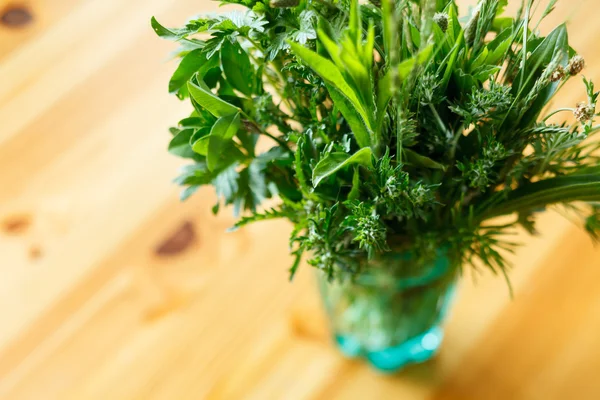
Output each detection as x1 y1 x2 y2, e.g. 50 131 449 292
464 6 481 46
567 55 585 76
409 184 430 207
483 140 507 161
433 12 449 33
550 65 566 82
269 0 299 8
574 102 595 123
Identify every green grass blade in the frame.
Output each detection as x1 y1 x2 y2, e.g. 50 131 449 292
482 174 600 218
326 84 373 149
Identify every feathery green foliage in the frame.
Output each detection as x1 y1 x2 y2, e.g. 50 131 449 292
154 0 600 281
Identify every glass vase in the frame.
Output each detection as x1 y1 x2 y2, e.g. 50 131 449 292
316 251 457 373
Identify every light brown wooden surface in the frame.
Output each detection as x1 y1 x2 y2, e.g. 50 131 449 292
1 1 599 399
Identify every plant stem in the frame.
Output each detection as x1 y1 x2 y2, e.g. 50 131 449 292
243 39 295 112
449 125 464 161
246 37 289 87
396 106 404 164
430 103 452 139
240 111 293 154
543 107 573 122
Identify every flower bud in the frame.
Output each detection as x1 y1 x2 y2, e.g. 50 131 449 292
433 12 449 33
567 55 585 76
550 65 565 82
574 102 594 122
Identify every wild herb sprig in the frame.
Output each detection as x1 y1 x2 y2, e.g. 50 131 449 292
153 0 600 281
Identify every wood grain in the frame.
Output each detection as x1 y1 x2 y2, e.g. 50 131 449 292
1 1 599 399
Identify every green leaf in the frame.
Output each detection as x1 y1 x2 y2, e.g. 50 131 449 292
294 136 312 197
514 24 568 97
363 22 375 69
496 0 509 16
168 128 195 157
231 160 272 215
339 43 373 112
442 32 463 88
174 163 212 186
151 17 185 40
246 161 269 207
471 47 489 70
540 0 558 21
397 44 434 80
483 174 600 219
288 41 373 147
189 126 211 145
485 28 513 65
570 166 600 176
492 17 512 32
220 40 254 96
180 117 211 130
169 50 219 94
207 113 241 171
515 25 569 126
348 0 360 47
288 42 361 107
230 207 288 231
213 163 240 207
312 148 373 187
455 68 477 94
192 136 210 155
348 167 361 200
187 81 239 117
403 148 446 170
326 83 372 149
471 65 501 82
316 28 344 68
446 3 462 42
432 24 452 55
376 71 392 135
381 0 395 62
237 130 258 157
180 185 200 201
409 22 421 48
289 251 302 281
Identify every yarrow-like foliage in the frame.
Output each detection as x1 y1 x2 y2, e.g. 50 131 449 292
153 0 600 281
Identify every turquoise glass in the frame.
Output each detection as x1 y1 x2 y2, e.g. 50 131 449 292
317 251 457 373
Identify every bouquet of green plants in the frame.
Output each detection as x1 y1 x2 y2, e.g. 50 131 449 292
153 0 600 283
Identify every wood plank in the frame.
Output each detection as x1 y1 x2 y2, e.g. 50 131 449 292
431 227 600 400
0 0 83 61
1 0 600 399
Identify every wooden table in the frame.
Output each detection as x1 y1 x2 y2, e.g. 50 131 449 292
1 0 599 399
